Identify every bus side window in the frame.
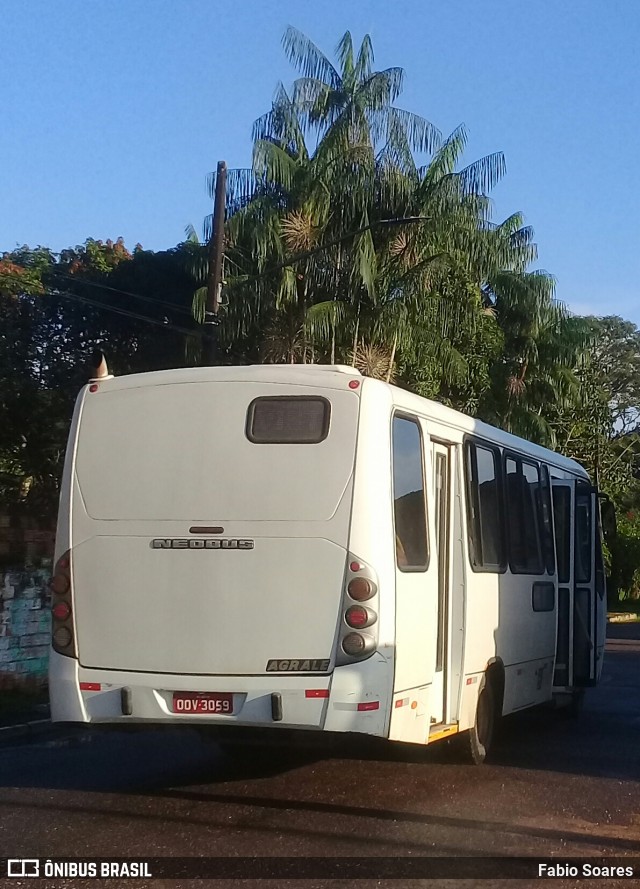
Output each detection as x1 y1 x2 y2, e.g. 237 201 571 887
465 441 505 571
392 416 429 571
505 457 544 574
575 485 592 584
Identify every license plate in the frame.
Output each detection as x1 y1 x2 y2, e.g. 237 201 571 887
171 692 233 714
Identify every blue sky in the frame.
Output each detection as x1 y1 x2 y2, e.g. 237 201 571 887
2 0 639 322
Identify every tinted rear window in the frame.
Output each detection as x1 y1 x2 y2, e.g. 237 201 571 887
247 397 330 443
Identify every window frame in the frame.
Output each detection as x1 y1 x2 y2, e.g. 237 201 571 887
245 396 331 445
463 436 507 574
391 412 430 573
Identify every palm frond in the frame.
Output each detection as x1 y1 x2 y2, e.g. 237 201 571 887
184 224 200 245
387 106 441 155
354 34 374 82
336 31 355 80
191 286 208 324
253 140 299 192
457 151 506 195
207 167 256 216
304 299 348 340
282 26 341 88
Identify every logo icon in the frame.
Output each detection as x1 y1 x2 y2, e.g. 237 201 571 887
8 860 39 878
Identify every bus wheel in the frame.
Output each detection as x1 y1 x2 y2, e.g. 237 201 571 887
458 678 495 765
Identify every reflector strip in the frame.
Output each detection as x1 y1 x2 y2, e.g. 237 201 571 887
79 682 101 691
305 689 329 698
357 701 380 712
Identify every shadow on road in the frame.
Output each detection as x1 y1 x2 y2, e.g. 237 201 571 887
0 625 637 797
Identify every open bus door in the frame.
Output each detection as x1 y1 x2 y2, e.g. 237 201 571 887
551 479 606 690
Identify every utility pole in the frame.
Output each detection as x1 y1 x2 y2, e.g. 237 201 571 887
203 160 227 365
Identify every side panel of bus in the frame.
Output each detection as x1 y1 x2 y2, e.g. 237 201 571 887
459 439 559 719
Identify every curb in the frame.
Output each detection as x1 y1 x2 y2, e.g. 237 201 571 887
608 613 640 623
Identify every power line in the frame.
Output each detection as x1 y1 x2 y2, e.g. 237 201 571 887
0 268 209 339
0 278 212 341
48 289 213 340
47 272 196 318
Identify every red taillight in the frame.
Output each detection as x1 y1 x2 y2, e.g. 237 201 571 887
51 549 75 657
357 701 380 712
52 601 71 621
305 689 329 698
349 561 361 572
345 605 369 629
347 578 374 601
80 682 101 691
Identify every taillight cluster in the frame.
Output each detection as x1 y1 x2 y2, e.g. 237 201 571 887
337 557 379 664
50 550 76 657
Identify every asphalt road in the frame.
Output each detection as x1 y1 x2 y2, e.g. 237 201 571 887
0 624 639 888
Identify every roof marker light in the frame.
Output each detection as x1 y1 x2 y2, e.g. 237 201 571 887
348 380 360 389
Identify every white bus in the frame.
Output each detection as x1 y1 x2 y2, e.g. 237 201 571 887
49 363 606 763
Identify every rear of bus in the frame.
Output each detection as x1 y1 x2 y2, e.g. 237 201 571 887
49 366 394 738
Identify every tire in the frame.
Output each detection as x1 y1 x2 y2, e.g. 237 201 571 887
457 678 496 765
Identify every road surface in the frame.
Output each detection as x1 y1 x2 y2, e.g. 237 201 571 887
0 623 638 887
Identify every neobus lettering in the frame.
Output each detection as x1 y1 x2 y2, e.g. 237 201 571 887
152 539 254 549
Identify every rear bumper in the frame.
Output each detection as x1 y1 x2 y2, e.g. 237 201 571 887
49 649 391 737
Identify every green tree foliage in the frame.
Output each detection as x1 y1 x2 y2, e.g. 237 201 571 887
189 27 572 432
0 239 201 518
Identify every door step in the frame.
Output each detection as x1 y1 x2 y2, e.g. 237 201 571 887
428 722 459 743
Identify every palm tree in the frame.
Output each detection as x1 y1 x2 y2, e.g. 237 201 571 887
190 27 578 437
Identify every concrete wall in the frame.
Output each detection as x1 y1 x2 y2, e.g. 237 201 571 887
0 568 51 689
